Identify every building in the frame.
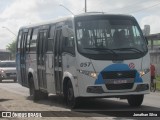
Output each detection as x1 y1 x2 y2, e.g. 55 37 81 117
0 49 11 60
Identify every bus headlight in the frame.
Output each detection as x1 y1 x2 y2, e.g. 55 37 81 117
139 68 150 77
90 72 97 78
78 69 97 78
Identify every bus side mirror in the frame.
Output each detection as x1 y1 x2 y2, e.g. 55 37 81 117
62 26 75 48
62 26 74 37
62 26 68 37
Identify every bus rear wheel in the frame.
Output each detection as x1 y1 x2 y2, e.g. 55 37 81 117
127 95 144 107
29 77 41 101
65 80 79 109
13 79 17 82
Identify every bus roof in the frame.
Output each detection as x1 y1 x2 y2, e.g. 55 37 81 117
76 12 132 17
19 15 74 30
75 12 134 19
19 12 134 30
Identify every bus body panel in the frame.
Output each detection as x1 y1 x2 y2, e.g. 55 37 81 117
46 52 56 93
16 52 21 84
25 53 30 87
28 53 38 90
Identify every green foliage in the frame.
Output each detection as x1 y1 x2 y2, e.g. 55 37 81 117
156 76 160 90
6 40 16 59
156 81 160 91
156 76 160 81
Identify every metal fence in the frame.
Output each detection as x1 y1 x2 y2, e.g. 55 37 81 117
146 33 160 75
150 51 160 75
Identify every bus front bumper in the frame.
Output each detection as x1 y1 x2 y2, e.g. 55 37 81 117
78 83 150 98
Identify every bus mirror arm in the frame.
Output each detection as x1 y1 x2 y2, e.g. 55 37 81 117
62 26 68 37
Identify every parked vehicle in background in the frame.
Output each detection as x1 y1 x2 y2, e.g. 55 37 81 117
0 60 17 82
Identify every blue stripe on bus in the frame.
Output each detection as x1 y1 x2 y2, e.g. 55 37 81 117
95 63 142 84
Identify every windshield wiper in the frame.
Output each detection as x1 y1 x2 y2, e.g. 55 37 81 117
113 47 144 54
84 48 118 56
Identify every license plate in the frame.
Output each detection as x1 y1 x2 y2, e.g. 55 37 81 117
113 80 127 84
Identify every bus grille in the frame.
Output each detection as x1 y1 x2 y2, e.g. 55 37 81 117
101 70 136 90
101 70 136 79
105 83 134 90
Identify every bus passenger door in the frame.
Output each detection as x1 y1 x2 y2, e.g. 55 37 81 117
20 30 28 86
54 28 63 94
37 30 48 90
16 31 22 85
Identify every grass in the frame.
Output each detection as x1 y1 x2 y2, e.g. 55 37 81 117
156 76 160 81
156 82 160 91
156 76 160 90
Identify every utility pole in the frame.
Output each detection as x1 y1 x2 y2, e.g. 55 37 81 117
85 0 87 12
2 27 16 36
59 4 74 15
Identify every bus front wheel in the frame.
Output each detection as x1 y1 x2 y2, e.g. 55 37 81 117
65 80 79 108
127 95 144 107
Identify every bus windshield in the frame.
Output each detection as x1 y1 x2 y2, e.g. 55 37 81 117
75 16 148 60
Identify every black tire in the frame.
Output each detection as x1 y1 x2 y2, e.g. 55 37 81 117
29 77 41 101
41 92 48 99
127 95 144 107
0 79 2 83
65 80 79 109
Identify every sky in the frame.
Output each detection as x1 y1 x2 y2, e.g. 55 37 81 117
0 0 160 49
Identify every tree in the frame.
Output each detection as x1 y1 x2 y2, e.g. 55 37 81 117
6 40 16 59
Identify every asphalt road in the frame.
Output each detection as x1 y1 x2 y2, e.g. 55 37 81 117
0 80 160 120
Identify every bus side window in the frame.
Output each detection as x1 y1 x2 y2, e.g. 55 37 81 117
30 28 38 51
17 31 22 52
62 26 75 55
47 25 55 52
26 29 32 52
48 25 55 39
